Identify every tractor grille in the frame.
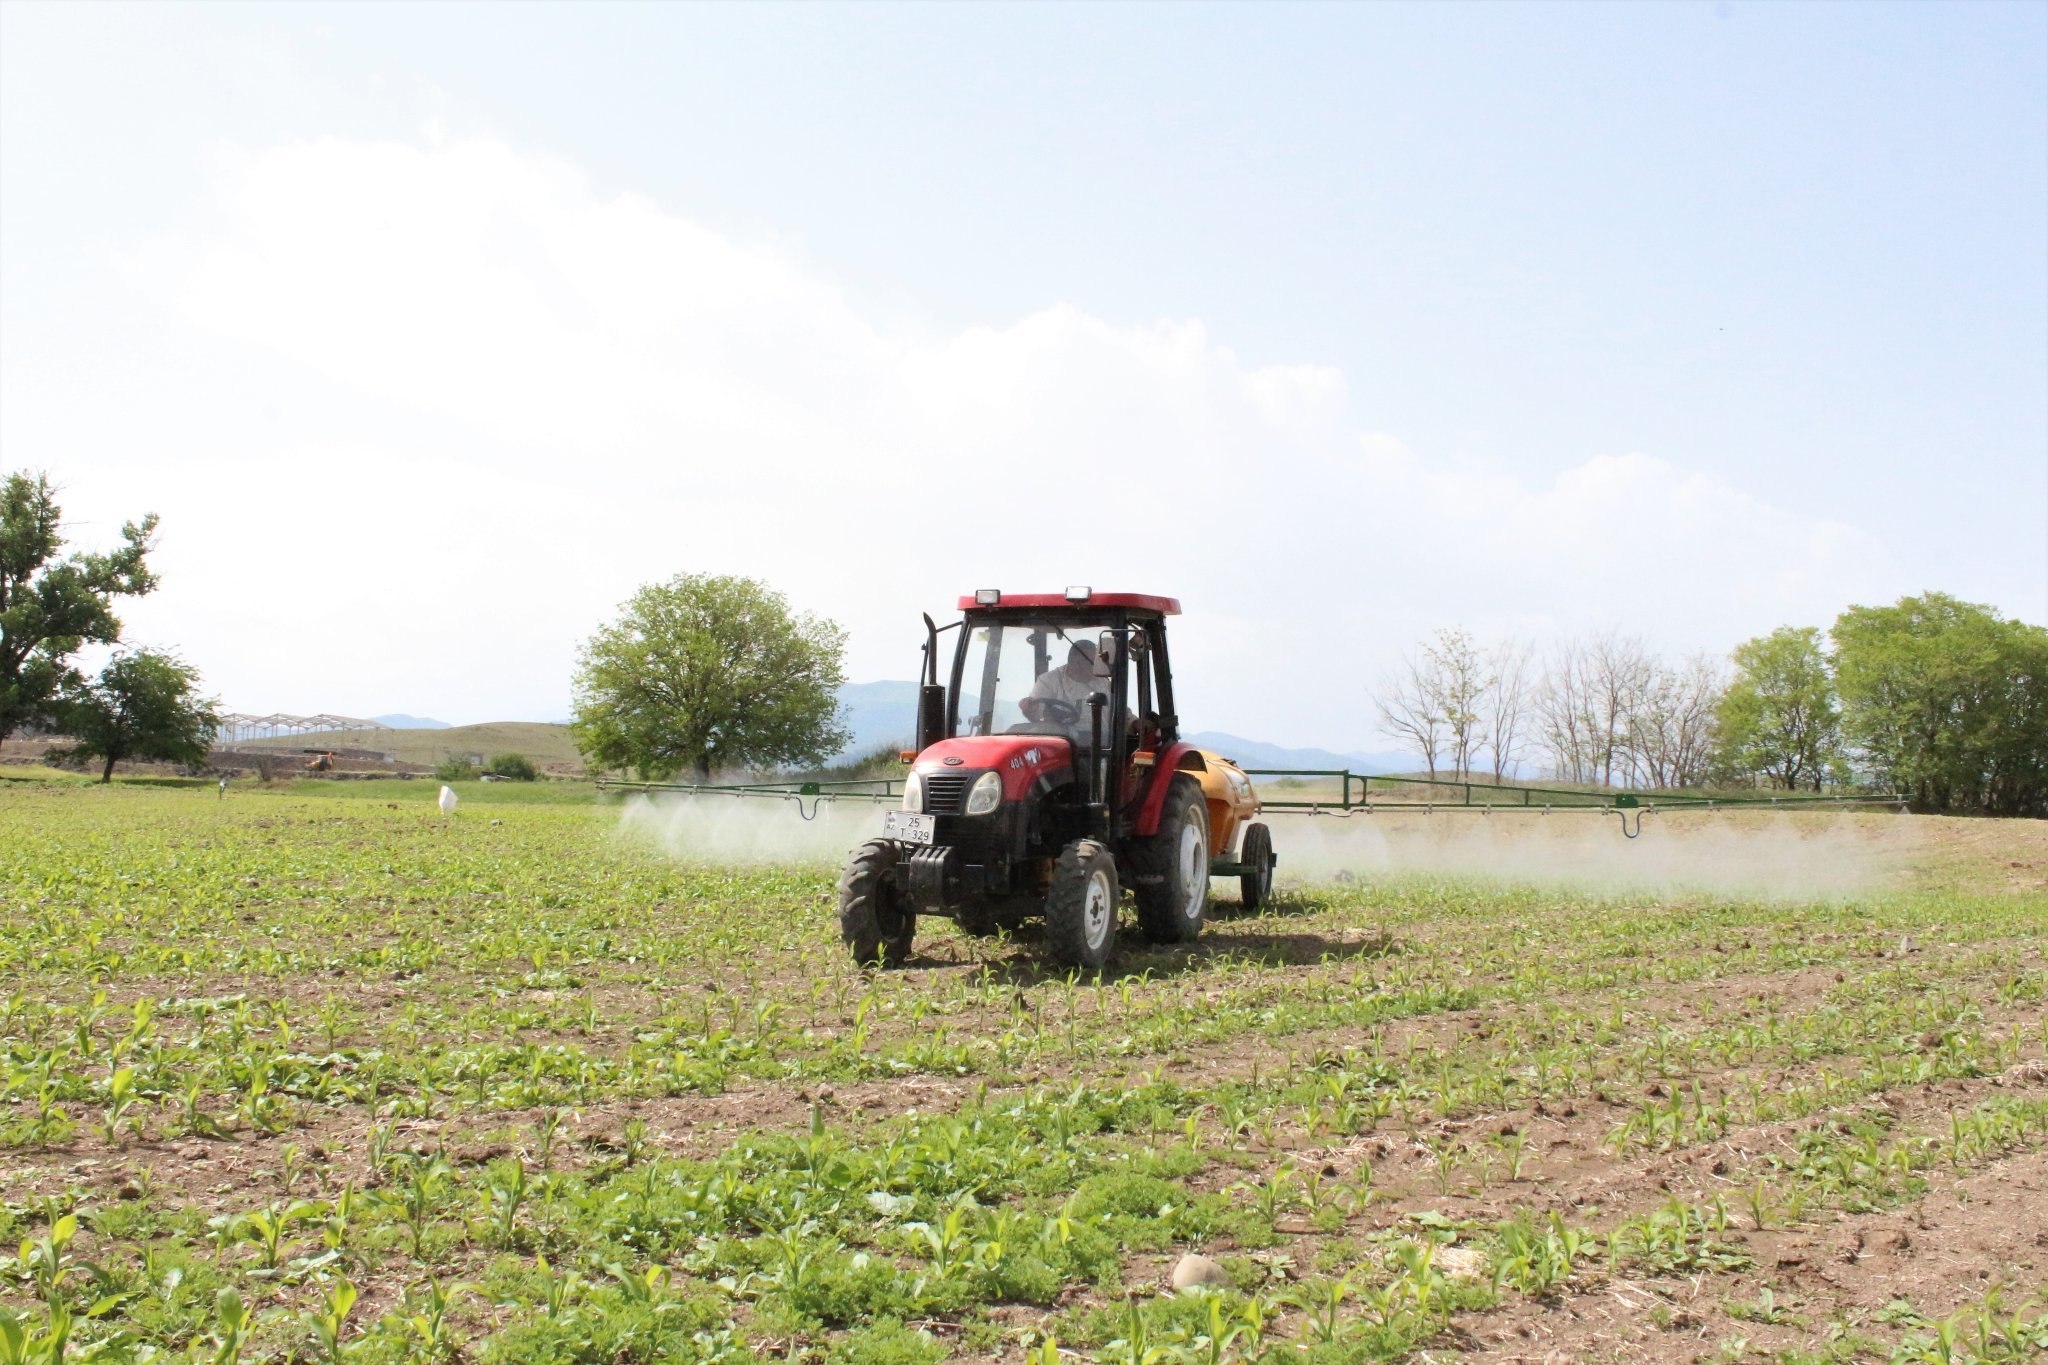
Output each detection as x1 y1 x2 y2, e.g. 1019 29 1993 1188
921 773 971 814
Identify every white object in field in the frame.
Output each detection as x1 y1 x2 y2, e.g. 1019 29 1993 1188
438 785 458 815
1171 1254 1230 1290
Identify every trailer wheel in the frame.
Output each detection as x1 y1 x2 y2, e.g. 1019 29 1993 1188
1044 839 1118 968
1130 774 1210 944
838 839 916 967
1238 822 1276 913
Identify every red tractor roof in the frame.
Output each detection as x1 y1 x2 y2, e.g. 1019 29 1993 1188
956 591 1181 614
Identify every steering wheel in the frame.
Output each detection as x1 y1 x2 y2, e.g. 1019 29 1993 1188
1022 697 1079 727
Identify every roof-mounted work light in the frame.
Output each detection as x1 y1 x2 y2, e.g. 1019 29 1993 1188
974 588 1001 605
1064 585 1092 602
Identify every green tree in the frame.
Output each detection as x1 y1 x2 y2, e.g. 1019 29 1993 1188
1 471 160 745
486 752 538 781
1712 626 1842 791
1833 592 2048 817
56 651 220 783
571 574 850 782
434 755 480 782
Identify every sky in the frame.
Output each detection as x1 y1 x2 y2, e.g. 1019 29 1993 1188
3 0 2043 747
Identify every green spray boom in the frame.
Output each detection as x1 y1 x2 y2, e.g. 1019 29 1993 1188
598 767 1902 837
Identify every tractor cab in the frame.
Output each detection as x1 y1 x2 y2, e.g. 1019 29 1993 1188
934 590 1180 804
836 589 1277 969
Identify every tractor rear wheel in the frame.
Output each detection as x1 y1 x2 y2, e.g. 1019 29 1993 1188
1238 822 1276 912
1043 839 1118 968
1130 774 1210 944
838 839 916 967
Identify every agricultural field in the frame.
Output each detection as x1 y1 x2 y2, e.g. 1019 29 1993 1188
2 779 2045 1363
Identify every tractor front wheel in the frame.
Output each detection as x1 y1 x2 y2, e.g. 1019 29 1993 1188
1130 774 1210 944
1044 839 1118 968
1238 822 1276 912
838 839 916 967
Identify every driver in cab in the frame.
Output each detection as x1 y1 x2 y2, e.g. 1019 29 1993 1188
1018 641 1129 745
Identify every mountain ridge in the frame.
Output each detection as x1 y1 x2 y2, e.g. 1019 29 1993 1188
340 684 1421 776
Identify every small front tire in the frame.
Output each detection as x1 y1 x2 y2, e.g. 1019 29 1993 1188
1238 822 1276 912
839 839 916 967
1043 840 1118 968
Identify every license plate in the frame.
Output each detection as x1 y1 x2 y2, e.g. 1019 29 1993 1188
883 811 936 845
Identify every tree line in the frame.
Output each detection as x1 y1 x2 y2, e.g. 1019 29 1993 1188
2 471 219 781
1373 592 2047 818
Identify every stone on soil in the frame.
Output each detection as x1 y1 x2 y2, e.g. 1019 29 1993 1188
1170 1254 1230 1290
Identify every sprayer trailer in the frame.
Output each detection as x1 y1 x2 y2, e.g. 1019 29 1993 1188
838 589 1276 968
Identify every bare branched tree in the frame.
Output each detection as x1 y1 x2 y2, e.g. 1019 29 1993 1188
1413 627 1723 792
1425 628 1487 780
1668 653 1726 787
1629 652 1725 788
1482 637 1536 781
1585 632 1658 786
1535 639 1597 783
1374 649 1446 779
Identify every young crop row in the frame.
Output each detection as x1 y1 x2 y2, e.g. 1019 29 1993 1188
7 1068 2046 1361
4 787 2045 1361
5 942 2039 1174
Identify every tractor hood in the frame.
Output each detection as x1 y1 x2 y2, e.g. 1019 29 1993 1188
914 735 1074 801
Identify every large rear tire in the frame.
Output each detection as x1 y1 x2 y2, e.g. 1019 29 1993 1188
1238 822 1276 913
1043 840 1118 968
1130 774 1210 944
838 839 916 967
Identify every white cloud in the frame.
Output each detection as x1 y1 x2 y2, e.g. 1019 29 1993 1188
99 134 1889 744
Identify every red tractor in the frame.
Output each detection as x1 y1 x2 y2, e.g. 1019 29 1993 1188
838 589 1276 968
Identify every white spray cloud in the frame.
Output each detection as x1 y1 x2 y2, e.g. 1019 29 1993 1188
615 789 1911 906
86 133 1893 741
616 792 889 867
1268 808 1917 901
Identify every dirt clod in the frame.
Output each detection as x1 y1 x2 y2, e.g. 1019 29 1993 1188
1169 1254 1231 1291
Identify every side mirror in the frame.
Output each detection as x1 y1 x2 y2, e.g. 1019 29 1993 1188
1095 630 1118 678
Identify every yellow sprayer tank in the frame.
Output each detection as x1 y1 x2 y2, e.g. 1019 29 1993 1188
1192 750 1261 857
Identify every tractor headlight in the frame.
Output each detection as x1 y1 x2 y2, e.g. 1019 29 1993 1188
902 771 923 812
964 770 1003 815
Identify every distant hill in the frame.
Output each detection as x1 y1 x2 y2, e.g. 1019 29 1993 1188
244 722 583 772
1180 732 1417 776
825 681 1418 774
295 688 1419 778
834 680 922 758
